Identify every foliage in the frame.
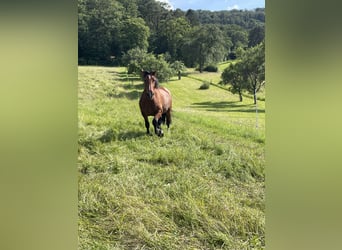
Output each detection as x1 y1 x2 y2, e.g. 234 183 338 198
196 8 265 29
156 17 191 59
78 0 124 64
203 65 218 72
122 47 147 74
118 17 150 52
240 43 265 104
122 48 174 82
224 25 248 52
78 0 265 65
221 62 246 102
221 43 265 104
182 24 227 72
248 25 265 47
185 9 200 26
199 81 210 89
141 54 174 82
170 60 186 73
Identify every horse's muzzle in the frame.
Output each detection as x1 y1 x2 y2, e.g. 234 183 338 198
147 91 154 100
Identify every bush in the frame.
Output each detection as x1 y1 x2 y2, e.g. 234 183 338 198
203 65 218 72
141 54 173 82
199 81 210 90
123 48 174 82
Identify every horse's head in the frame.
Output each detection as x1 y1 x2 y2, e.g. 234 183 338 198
142 71 158 100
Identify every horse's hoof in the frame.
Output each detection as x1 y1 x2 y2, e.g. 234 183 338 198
159 131 164 137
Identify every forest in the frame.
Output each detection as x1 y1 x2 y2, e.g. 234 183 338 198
78 0 265 68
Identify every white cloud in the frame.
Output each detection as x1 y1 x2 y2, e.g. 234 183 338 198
227 4 239 10
156 0 174 10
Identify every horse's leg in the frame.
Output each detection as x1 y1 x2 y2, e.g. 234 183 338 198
166 109 172 130
160 113 166 125
153 111 163 137
143 115 150 134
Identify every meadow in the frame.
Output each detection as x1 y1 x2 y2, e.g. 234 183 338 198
78 64 265 249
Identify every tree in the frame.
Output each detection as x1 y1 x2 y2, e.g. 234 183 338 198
158 17 190 60
225 25 248 51
182 24 227 72
118 18 150 53
170 61 186 80
248 25 265 47
117 0 138 18
78 0 124 64
141 54 174 82
221 62 246 102
122 47 148 74
222 43 265 104
122 48 173 82
185 9 200 26
240 43 265 104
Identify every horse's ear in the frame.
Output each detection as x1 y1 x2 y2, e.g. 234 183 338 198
151 71 156 76
141 70 148 77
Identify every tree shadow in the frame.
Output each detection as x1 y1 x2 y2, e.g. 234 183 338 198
191 101 265 113
108 90 141 100
192 101 249 109
205 108 265 113
114 74 141 83
120 83 144 90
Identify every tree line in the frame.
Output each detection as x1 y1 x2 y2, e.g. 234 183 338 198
78 0 264 66
78 0 265 103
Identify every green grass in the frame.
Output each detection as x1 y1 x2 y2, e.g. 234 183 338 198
78 66 265 249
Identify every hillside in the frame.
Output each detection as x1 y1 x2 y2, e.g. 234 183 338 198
78 66 265 249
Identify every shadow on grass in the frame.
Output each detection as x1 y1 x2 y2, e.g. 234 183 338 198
191 101 265 113
206 108 265 113
120 83 144 90
115 76 141 83
108 90 141 100
118 130 146 140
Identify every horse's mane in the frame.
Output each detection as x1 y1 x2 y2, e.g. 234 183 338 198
143 71 159 88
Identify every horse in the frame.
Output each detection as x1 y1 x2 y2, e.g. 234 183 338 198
139 71 172 137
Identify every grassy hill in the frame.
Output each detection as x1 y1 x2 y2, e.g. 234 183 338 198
78 66 265 249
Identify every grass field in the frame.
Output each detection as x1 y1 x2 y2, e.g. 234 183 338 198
78 65 265 249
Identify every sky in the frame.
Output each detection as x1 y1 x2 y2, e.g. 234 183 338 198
157 0 265 11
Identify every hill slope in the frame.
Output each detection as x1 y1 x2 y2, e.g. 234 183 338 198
78 66 265 249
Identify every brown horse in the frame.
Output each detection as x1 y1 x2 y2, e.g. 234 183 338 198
139 71 172 137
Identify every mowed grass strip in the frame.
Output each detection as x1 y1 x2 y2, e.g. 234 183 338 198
78 66 265 249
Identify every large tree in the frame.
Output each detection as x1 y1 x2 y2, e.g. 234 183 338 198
224 25 248 51
118 17 150 53
221 43 265 104
221 62 246 102
182 24 227 72
157 17 190 60
185 9 200 26
78 0 124 63
248 25 265 47
241 43 265 104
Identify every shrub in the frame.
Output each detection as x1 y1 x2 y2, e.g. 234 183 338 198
123 48 174 82
199 81 210 90
203 65 218 72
